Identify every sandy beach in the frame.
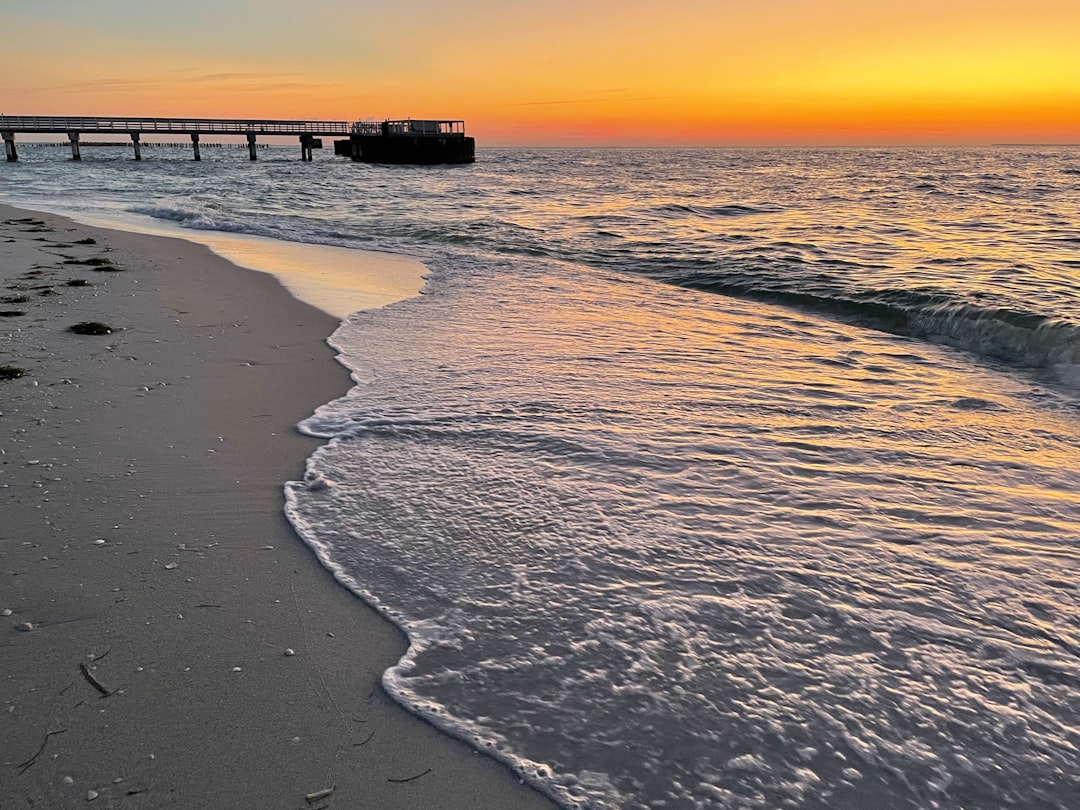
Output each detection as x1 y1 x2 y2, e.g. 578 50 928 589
0 203 558 809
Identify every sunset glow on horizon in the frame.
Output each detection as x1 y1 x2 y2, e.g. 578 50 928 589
2 0 1078 146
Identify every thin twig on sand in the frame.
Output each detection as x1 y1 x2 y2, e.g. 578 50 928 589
79 662 113 696
18 729 67 774
387 768 432 784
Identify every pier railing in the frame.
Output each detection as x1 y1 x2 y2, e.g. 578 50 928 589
350 119 466 137
0 116 351 136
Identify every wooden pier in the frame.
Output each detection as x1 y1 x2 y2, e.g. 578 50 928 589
0 116 474 164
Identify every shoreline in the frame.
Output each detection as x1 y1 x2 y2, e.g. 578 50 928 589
2 203 430 320
0 203 558 809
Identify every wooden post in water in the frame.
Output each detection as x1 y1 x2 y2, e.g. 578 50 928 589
130 132 142 161
300 134 313 162
246 133 257 161
2 132 16 162
68 132 81 161
191 132 201 161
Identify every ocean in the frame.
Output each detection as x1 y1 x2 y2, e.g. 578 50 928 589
3 144 1080 809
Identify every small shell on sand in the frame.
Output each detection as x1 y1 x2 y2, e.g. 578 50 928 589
16 622 32 632
1 608 12 617
284 648 296 657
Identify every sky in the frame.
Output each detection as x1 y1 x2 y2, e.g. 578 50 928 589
1 0 1078 146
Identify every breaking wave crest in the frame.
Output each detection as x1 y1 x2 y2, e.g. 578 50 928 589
648 264 1080 372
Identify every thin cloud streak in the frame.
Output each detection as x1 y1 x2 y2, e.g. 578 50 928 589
189 72 307 83
507 96 676 107
52 72 314 92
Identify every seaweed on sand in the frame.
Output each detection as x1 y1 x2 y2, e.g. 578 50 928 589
69 321 115 335
62 256 115 268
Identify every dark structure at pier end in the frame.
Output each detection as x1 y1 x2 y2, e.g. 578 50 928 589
0 116 475 165
335 120 475 164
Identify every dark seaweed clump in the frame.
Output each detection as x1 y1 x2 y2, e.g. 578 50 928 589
65 279 91 287
0 365 27 381
1 294 30 304
0 310 28 317
69 321 114 335
63 256 116 268
74 238 98 245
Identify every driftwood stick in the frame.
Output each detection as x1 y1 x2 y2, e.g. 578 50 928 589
305 786 335 802
387 768 432 784
79 662 112 696
352 732 375 747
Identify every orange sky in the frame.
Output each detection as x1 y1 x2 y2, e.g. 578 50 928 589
2 0 1078 145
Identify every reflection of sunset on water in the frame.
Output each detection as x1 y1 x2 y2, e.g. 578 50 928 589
291 233 1080 807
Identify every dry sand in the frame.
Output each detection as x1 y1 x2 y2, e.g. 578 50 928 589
0 204 558 809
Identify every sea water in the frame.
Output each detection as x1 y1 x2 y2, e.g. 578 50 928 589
3 145 1080 808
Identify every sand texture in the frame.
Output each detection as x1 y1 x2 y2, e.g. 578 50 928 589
0 204 558 809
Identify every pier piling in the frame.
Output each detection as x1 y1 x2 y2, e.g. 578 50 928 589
2 132 16 162
246 133 257 161
130 132 142 160
191 132 201 161
68 132 81 161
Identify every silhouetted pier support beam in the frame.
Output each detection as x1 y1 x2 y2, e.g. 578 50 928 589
2 132 16 162
300 134 314 162
190 133 201 161
130 132 142 161
246 133 257 161
68 132 82 161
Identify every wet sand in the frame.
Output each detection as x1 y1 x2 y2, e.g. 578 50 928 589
0 203 559 809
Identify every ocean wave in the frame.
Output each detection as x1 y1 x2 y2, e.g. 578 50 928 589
128 202 226 230
125 203 378 249
644 264 1080 375
652 202 781 218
